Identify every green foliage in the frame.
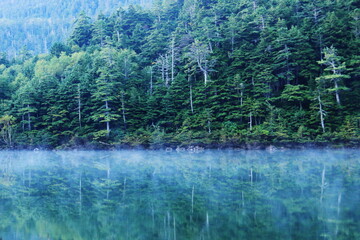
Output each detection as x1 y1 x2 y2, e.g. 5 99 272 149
0 0 359 148
69 12 93 48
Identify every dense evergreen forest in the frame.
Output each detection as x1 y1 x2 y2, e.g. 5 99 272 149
0 0 359 149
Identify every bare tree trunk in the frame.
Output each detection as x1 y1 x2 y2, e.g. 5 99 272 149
105 100 110 136
329 62 342 105
27 104 31 131
249 112 253 130
334 80 341 105
189 75 194 113
165 54 170 87
171 37 175 83
208 41 213 53
191 41 211 86
318 94 326 133
78 84 82 128
121 91 127 130
116 30 120 42
204 70 208 85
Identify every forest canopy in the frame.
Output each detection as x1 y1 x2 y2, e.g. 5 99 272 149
0 0 359 149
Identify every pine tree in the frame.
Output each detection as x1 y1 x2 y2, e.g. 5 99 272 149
91 48 121 137
316 46 350 105
70 12 93 48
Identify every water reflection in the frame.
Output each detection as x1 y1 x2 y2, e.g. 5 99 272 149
0 150 359 239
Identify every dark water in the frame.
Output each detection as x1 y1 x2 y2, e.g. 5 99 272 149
0 150 359 240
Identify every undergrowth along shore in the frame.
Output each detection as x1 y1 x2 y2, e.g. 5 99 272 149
3 138 359 151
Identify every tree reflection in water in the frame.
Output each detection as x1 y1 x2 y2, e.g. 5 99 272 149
0 150 359 240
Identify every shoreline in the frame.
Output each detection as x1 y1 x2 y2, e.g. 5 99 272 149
2 141 359 151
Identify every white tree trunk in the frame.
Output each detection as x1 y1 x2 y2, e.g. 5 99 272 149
204 70 208 85
165 54 170 87
334 80 341 105
171 38 175 83
330 62 342 105
105 100 110 136
317 94 326 133
189 81 194 113
78 84 82 128
249 112 253 130
121 91 127 129
208 41 213 53
116 30 120 42
240 89 243 106
27 104 31 131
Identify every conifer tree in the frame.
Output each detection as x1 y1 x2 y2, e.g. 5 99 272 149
316 46 350 105
70 12 93 48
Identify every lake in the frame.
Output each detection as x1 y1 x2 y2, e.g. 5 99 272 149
0 150 359 239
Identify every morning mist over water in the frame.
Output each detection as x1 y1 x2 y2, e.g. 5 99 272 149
0 150 359 239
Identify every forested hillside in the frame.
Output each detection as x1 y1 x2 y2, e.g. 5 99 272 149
0 0 152 57
0 0 359 149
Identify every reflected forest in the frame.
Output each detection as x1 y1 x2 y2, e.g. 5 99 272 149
1 150 360 239
0 0 359 149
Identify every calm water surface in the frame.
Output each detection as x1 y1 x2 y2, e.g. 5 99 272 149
0 150 359 240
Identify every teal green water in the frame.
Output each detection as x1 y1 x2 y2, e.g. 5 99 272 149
0 150 359 240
